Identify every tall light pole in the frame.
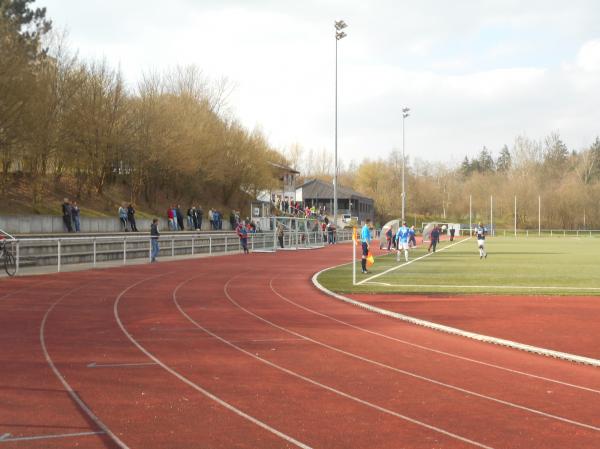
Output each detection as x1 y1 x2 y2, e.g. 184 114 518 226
333 19 347 226
401 107 410 222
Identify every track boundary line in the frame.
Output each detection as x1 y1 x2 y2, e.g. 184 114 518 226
172 275 496 449
268 278 600 394
312 271 600 368
114 274 313 449
219 276 600 432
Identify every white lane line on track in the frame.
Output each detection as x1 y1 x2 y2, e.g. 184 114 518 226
223 276 600 433
41 276 166 449
87 361 157 368
114 275 313 449
315 270 600 368
173 276 496 449
266 279 600 430
269 279 600 395
0 431 105 443
356 237 472 286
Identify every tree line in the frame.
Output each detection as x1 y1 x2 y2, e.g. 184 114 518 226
1 0 284 211
291 132 600 229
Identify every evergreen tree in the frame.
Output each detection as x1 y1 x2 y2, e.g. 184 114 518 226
496 145 512 172
477 146 495 172
460 156 471 177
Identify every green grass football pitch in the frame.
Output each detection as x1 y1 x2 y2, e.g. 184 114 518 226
317 236 600 296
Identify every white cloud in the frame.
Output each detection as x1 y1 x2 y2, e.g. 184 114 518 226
38 0 600 166
576 39 600 72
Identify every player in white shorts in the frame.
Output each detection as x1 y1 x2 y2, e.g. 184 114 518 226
396 221 410 262
476 222 487 259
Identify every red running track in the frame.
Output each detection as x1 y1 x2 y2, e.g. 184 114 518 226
348 292 600 360
0 245 599 448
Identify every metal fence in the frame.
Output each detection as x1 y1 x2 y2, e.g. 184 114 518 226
496 229 600 238
6 228 354 275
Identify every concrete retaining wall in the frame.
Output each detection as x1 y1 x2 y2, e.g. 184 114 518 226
0 215 232 234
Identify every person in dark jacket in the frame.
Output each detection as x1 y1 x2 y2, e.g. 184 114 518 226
71 201 81 232
150 218 160 262
176 205 184 231
428 225 440 253
127 204 138 232
62 198 73 232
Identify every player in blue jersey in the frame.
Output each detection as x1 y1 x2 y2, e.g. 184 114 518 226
396 221 410 262
360 219 372 274
476 222 487 259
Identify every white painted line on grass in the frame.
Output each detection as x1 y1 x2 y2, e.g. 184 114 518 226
0 431 105 443
356 238 472 286
312 271 600 368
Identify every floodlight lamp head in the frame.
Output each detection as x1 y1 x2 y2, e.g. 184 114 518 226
403 112 410 118
402 107 410 113
336 31 347 40
335 20 348 30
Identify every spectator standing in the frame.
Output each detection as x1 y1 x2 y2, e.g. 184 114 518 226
236 221 250 254
150 218 160 262
167 206 175 231
449 227 456 241
277 223 285 248
127 204 138 232
229 211 236 230
71 201 81 232
187 207 195 230
62 198 73 232
118 204 128 232
208 208 214 230
176 205 184 231
197 205 203 230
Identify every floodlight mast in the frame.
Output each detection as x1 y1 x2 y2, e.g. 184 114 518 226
401 107 410 222
333 20 347 227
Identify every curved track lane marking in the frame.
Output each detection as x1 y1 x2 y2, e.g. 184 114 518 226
114 274 313 449
313 267 600 367
41 280 137 449
269 278 600 395
174 275 496 449
219 275 600 433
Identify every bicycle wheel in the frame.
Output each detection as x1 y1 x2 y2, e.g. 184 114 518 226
4 248 16 276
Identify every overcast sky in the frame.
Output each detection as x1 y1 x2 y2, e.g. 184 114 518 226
38 0 600 167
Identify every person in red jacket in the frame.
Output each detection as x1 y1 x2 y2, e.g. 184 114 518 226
237 221 250 254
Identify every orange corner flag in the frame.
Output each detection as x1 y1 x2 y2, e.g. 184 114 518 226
352 227 357 244
366 252 375 266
